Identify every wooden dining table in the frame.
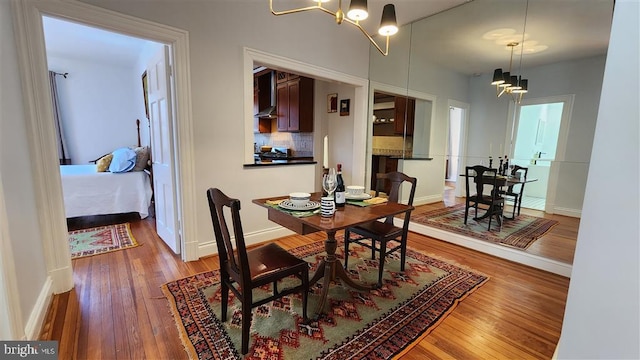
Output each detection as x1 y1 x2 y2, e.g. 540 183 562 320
460 174 538 221
253 193 413 318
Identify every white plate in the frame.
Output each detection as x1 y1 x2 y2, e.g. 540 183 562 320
278 200 321 211
345 193 372 200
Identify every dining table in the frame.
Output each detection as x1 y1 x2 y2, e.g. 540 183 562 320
460 173 538 221
253 192 414 318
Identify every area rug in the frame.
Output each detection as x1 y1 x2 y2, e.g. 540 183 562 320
411 204 558 249
68 223 139 259
162 239 488 359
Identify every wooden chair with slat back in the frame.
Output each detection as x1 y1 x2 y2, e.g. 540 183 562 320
499 165 529 218
206 188 309 355
464 165 504 230
343 172 417 287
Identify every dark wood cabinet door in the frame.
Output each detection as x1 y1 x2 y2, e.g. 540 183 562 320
276 82 289 131
288 80 300 131
394 97 415 135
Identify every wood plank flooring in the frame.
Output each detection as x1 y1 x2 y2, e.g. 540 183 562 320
42 211 572 359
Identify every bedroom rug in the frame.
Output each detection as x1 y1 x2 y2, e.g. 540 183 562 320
162 239 488 359
68 223 139 259
411 204 558 249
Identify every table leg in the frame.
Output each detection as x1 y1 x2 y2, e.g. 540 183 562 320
309 230 375 318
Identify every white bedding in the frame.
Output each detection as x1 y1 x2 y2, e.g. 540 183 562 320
60 165 153 219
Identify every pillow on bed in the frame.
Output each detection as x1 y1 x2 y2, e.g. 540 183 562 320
96 154 113 172
131 146 150 171
109 147 137 173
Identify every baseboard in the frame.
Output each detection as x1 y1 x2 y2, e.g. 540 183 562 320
24 276 53 340
408 221 573 277
197 226 293 258
551 206 581 218
413 194 443 206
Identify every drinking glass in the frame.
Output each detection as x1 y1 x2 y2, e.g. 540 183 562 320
322 168 337 197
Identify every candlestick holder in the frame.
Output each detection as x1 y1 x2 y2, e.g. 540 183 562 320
489 157 493 168
499 158 504 173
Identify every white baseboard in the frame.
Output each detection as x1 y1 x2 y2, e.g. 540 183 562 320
551 206 582 218
413 194 443 206
197 226 294 258
24 276 53 340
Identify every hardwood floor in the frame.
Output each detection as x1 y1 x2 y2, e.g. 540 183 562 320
42 213 571 359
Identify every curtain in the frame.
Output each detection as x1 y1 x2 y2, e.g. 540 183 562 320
49 71 70 164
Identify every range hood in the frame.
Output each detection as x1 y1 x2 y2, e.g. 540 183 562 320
255 70 277 119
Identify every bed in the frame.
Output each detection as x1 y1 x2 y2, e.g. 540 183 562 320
60 119 153 219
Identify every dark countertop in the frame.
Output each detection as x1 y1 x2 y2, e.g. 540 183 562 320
244 159 317 167
390 156 433 160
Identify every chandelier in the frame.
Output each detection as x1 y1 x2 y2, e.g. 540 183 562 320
490 0 530 103
269 0 398 56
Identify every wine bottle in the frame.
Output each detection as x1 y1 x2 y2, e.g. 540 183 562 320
335 163 346 207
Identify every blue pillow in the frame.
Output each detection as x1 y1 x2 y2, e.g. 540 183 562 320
108 147 137 173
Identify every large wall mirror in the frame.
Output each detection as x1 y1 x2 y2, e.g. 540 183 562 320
368 0 614 272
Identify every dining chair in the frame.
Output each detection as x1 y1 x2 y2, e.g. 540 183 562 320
343 171 417 287
206 188 309 355
464 165 505 231
500 165 529 218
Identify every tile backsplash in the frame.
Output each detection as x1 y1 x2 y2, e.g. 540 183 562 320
254 132 314 157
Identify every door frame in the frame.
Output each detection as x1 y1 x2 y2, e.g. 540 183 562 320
447 99 470 198
507 94 575 214
12 0 198 294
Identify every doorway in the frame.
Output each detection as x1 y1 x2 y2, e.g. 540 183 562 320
13 0 198 273
447 100 469 198
510 95 574 212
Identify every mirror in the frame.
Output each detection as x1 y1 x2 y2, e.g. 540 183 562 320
368 0 614 268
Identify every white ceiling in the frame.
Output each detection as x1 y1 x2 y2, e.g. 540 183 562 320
42 0 614 76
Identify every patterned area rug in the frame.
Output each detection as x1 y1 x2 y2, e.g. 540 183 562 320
162 239 488 359
411 204 558 249
68 223 139 259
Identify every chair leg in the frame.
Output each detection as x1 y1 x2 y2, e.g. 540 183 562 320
371 239 376 260
512 196 517 218
517 195 523 216
343 229 350 269
400 237 407 272
464 202 469 224
220 279 229 322
377 240 386 287
301 268 309 321
241 294 252 355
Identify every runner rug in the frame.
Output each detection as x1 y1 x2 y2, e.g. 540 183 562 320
162 239 488 359
411 204 558 249
68 223 139 259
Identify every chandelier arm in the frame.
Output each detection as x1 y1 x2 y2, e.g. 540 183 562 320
343 18 389 56
269 0 392 56
269 0 323 16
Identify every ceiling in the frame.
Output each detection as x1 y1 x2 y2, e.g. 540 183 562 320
42 0 614 76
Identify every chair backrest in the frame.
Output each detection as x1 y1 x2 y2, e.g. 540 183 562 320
206 188 250 285
508 165 529 192
375 171 417 224
465 165 500 198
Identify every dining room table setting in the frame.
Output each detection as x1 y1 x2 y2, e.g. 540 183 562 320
252 183 413 318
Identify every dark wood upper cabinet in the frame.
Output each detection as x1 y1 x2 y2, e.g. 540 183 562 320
276 72 313 132
253 72 272 133
394 97 415 136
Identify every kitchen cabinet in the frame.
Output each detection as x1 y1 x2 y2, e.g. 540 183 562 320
394 97 415 135
276 74 314 132
253 72 272 133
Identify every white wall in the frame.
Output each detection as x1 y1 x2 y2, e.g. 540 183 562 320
557 1 639 357
324 83 356 186
0 0 49 336
47 55 147 164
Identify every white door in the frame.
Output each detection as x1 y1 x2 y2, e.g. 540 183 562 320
147 45 180 253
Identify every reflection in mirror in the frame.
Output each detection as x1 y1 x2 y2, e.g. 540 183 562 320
369 0 613 274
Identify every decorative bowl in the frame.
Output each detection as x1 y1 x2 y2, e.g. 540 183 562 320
289 192 311 207
346 185 365 195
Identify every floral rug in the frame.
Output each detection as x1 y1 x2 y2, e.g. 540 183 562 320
162 239 488 359
68 223 139 259
411 204 558 249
